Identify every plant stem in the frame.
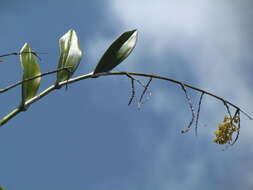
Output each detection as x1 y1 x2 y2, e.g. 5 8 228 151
0 108 21 126
0 67 71 94
0 71 252 126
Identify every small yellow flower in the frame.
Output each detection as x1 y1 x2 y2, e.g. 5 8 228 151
223 115 229 122
233 115 240 124
214 130 220 135
213 114 240 145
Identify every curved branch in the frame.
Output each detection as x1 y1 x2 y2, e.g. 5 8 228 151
0 71 252 126
0 67 72 94
0 51 46 61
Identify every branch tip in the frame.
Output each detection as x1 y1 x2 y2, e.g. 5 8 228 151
128 78 135 106
195 92 205 136
180 83 195 134
138 77 153 107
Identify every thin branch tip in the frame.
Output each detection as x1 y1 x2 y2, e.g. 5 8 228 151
180 83 196 133
195 92 204 136
128 78 135 106
138 77 153 107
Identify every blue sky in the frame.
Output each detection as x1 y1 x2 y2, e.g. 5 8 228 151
0 0 253 189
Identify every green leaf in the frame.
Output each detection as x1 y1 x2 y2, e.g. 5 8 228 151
0 60 4 62
0 186 4 190
93 29 138 74
56 29 82 84
20 43 41 105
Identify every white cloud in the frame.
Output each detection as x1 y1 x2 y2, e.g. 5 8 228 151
85 1 253 187
109 0 253 120
107 0 253 188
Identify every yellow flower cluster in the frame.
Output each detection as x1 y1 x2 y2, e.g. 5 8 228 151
213 115 239 145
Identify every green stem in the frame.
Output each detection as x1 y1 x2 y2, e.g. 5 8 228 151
0 85 56 126
0 107 22 126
